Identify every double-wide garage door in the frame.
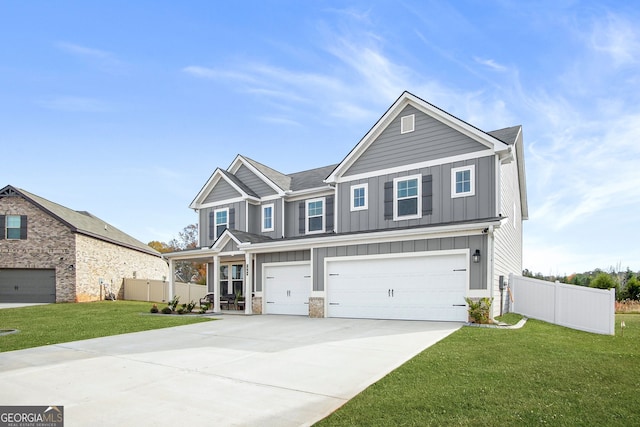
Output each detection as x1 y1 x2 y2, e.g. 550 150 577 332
0 268 56 303
264 263 311 315
326 252 468 322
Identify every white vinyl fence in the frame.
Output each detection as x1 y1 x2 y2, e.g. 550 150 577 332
509 274 615 335
123 279 208 304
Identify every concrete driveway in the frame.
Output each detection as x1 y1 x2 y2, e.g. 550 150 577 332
0 315 461 426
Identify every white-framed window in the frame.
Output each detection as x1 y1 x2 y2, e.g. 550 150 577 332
214 208 228 239
306 197 325 234
394 175 421 220
262 203 274 232
451 165 475 198
350 183 368 211
6 215 22 239
401 114 415 134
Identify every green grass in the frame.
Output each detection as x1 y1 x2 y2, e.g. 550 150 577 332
317 315 639 426
0 301 213 352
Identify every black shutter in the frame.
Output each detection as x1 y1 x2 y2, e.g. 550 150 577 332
209 211 215 239
0 215 4 240
325 196 334 232
422 175 433 215
20 215 27 239
383 181 393 220
298 202 305 234
229 208 235 230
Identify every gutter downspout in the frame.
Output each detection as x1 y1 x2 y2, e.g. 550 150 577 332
487 225 495 320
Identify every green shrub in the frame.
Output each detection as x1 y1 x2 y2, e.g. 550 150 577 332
465 297 493 324
161 306 173 314
168 295 180 311
590 272 616 289
150 304 159 314
622 277 640 300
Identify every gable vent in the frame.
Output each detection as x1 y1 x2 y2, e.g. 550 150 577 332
401 114 415 134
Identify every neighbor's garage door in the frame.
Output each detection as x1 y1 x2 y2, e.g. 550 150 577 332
264 263 311 315
0 268 56 303
326 252 468 322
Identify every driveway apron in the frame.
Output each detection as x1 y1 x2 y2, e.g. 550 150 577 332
0 315 461 426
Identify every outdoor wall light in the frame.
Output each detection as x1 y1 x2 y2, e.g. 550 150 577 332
472 249 481 263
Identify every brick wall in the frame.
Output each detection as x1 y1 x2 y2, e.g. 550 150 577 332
0 196 77 302
75 234 169 302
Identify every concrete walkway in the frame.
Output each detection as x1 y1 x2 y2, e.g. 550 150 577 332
0 315 461 426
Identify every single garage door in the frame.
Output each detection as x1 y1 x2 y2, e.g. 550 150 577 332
326 252 468 322
264 262 311 315
0 268 56 303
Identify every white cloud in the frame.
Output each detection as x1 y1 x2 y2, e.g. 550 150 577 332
473 57 507 72
37 96 110 112
56 41 124 73
589 13 640 66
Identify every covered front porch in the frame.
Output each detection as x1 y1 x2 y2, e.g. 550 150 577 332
163 246 256 315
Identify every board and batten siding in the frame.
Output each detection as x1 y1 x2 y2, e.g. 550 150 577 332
493 141 524 317
338 156 496 233
255 250 311 292
234 164 278 197
312 235 487 292
344 105 488 176
199 201 245 247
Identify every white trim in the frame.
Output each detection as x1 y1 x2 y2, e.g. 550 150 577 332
400 114 415 134
350 183 368 211
284 186 335 202
261 203 275 232
242 219 501 253
393 174 422 221
305 197 325 234
190 168 251 209
197 196 251 210
213 207 229 240
451 165 475 198
333 150 494 184
228 155 287 196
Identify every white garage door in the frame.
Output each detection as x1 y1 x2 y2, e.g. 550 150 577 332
326 251 468 321
264 263 311 315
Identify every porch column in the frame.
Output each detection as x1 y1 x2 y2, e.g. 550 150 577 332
168 258 175 301
244 252 253 315
213 255 221 313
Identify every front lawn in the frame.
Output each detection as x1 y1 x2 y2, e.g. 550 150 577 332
0 301 213 352
317 314 638 426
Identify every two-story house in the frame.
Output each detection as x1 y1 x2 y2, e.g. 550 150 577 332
165 91 527 321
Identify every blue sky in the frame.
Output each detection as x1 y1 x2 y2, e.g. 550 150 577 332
2 1 639 275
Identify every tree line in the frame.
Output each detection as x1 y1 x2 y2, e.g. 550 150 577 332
522 264 640 301
148 224 206 285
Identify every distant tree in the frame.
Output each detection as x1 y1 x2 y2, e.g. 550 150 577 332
621 276 640 300
148 240 173 253
590 272 617 290
149 224 204 284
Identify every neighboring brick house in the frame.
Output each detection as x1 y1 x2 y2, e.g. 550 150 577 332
0 185 168 303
